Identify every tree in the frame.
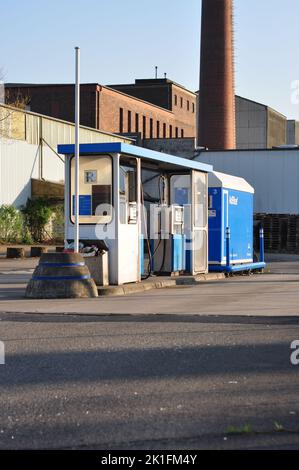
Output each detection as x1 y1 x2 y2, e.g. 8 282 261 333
0 68 30 139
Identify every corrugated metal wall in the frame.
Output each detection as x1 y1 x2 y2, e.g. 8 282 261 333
25 113 131 147
0 103 132 146
197 149 299 215
267 108 287 149
0 104 132 207
0 140 40 207
236 97 267 149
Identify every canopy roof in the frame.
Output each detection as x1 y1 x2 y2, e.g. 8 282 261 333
57 142 213 173
209 171 254 194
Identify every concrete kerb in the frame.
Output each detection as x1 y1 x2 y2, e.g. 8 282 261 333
97 273 225 296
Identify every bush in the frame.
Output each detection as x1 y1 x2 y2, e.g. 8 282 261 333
22 198 53 243
50 203 64 242
0 200 64 244
0 205 24 243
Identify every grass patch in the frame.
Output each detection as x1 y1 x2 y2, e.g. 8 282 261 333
226 424 253 435
273 421 285 432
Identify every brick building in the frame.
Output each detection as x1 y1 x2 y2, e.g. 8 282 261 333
5 79 197 140
109 78 196 138
6 80 291 150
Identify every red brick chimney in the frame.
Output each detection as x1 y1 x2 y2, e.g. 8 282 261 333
198 0 236 150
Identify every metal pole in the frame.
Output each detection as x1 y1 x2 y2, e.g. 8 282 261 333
74 47 80 253
259 227 265 263
226 226 230 268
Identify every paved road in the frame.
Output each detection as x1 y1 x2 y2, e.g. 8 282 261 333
1 258 299 316
0 255 299 449
0 312 299 449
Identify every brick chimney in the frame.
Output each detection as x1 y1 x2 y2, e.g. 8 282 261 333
198 0 236 150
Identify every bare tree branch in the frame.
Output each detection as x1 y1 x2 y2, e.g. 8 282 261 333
0 67 30 139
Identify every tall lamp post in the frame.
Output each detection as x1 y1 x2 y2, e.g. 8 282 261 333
74 46 80 253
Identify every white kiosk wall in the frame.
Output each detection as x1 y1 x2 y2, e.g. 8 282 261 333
66 153 141 285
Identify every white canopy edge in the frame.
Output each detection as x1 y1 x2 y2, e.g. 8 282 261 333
209 171 254 194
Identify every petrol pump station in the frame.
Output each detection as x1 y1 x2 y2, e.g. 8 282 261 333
58 143 212 286
207 171 266 274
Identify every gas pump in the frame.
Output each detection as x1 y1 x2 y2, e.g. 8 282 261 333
151 204 185 274
58 142 211 285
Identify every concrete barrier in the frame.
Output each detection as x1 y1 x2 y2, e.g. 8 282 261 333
25 252 98 299
30 246 48 258
7 247 25 259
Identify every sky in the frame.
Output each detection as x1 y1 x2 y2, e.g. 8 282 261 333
1 0 299 119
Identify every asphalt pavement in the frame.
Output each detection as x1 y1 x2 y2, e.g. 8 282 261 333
0 254 299 449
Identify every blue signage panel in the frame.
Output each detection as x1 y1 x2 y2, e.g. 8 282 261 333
72 195 92 216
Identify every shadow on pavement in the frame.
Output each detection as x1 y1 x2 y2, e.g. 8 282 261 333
1 312 299 325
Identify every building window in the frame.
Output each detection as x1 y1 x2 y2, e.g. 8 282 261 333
169 125 173 138
175 127 179 138
187 100 190 111
119 108 124 133
150 118 153 138
174 95 177 106
135 113 139 133
156 121 160 139
143 116 146 138
127 110 132 133
192 102 195 113
163 123 166 138
180 97 183 108
181 129 184 138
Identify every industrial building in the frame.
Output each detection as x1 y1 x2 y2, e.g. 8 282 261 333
236 96 287 149
5 81 293 150
5 81 195 140
287 120 299 145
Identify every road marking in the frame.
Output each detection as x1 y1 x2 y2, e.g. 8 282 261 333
0 270 34 275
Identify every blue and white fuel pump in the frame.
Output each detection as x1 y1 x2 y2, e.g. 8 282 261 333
58 142 212 285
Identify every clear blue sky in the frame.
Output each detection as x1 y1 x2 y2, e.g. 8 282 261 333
1 0 299 119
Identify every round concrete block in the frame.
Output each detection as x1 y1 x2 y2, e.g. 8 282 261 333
30 246 48 258
25 252 98 299
7 247 25 259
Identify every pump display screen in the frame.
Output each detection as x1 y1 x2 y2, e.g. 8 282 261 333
92 185 111 215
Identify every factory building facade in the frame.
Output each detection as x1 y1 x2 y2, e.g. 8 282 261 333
236 96 287 149
109 78 196 138
5 81 195 141
287 120 299 145
5 80 294 149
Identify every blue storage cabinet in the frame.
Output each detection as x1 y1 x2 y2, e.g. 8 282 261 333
208 172 254 266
